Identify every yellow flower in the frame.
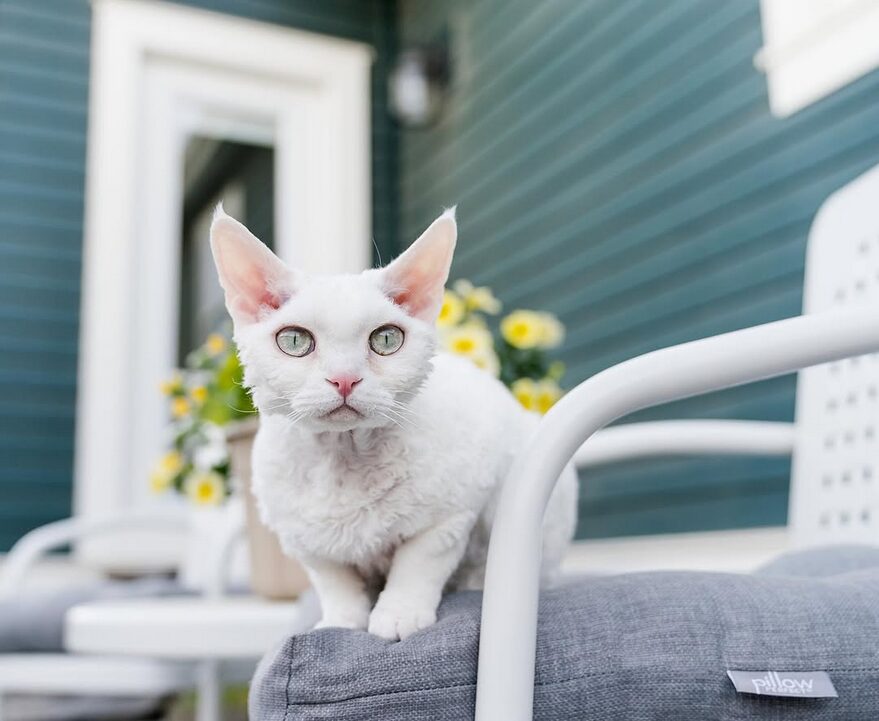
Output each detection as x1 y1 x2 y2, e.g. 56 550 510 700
171 396 191 419
190 385 208 404
469 287 502 314
454 279 502 314
511 378 538 411
184 470 226 506
537 313 565 349
452 279 474 296
470 347 501 377
205 333 227 356
511 378 564 414
442 323 494 358
534 378 563 414
160 372 183 396
437 290 466 328
149 470 173 494
500 310 544 349
547 360 566 381
158 450 184 475
149 451 184 494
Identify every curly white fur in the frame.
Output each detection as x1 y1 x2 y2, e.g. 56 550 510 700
210 207 577 640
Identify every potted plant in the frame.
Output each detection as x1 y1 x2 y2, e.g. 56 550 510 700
151 332 308 599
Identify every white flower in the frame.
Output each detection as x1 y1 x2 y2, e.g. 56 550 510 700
194 423 229 469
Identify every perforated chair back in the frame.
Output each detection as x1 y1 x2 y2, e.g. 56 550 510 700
790 164 879 547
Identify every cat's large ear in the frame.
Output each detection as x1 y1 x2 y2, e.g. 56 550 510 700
210 205 292 325
381 207 457 323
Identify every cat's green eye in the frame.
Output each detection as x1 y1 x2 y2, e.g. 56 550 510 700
276 326 315 357
369 325 404 356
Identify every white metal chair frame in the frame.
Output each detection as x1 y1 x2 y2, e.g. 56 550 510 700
474 305 879 721
477 159 879 720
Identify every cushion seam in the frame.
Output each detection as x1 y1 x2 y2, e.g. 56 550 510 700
288 679 476 707
285 667 879 707
283 637 295 721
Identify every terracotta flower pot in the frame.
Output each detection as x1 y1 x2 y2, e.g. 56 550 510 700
225 419 310 600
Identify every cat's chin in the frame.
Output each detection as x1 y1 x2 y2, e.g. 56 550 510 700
307 407 396 433
308 404 372 432
323 405 362 423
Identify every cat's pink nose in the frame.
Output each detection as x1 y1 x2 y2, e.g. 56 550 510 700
326 375 362 399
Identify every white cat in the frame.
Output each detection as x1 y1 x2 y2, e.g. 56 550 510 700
210 206 577 640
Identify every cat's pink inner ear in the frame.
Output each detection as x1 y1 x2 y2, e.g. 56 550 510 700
384 208 457 323
226 267 285 319
386 271 432 319
210 207 290 324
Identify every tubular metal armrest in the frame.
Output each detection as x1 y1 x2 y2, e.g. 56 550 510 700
1 507 250 602
574 420 795 468
474 306 879 721
0 514 187 599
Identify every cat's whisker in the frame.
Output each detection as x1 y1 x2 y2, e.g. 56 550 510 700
374 403 412 427
264 399 290 407
387 404 420 424
388 400 423 425
375 410 404 431
259 398 293 411
389 398 418 413
253 402 293 416
225 403 259 414
284 407 309 426
382 405 422 432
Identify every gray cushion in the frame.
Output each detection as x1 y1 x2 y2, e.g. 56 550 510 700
250 546 879 720
756 544 879 578
0 577 183 652
0 578 187 721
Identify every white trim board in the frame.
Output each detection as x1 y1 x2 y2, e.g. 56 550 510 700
75 0 373 569
563 526 789 575
755 0 879 117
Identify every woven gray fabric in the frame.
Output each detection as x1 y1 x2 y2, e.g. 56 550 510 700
756 544 879 578
251 546 879 720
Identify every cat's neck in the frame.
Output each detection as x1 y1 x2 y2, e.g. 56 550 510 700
312 426 398 455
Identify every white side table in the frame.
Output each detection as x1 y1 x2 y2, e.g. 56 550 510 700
65 592 320 721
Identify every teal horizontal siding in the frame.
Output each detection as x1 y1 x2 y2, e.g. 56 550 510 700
0 0 397 550
397 0 879 537
0 0 90 549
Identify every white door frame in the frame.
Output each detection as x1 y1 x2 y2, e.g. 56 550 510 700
75 0 372 569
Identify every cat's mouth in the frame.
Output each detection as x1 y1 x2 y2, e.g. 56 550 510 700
323 403 363 420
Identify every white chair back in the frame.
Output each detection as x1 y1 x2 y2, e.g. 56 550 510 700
790 164 879 547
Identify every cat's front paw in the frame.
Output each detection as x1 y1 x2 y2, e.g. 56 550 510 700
368 598 437 640
314 606 369 631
